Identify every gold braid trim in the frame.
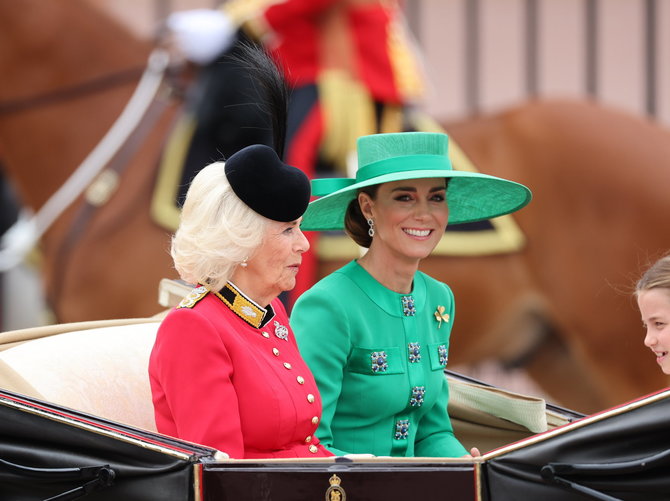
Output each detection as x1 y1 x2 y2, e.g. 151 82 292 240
213 282 267 329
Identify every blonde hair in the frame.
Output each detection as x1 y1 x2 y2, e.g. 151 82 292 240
635 254 670 296
171 162 268 291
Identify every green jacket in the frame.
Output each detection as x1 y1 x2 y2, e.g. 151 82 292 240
291 260 467 457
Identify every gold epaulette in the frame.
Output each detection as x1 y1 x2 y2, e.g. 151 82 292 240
177 286 209 309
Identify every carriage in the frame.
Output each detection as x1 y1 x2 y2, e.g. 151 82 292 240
0 281 667 500
2 2 670 497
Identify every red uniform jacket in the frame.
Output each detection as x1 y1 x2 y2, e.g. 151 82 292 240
149 284 333 459
227 0 423 103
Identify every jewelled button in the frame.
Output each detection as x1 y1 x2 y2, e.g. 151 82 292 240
370 351 388 373
410 386 426 407
262 332 270 338
309 445 318 454
394 419 410 440
272 348 280 356
297 376 305 385
307 393 315 403
408 342 421 363
311 416 319 425
305 436 312 443
401 295 416 316
438 344 448 366
283 362 292 370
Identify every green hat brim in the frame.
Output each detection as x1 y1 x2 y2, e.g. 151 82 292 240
301 169 532 231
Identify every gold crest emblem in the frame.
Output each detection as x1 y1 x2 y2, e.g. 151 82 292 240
325 473 346 501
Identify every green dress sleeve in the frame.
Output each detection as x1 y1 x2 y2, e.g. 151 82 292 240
414 371 468 457
415 284 468 457
291 283 352 456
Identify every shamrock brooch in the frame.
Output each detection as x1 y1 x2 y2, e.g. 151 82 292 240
434 306 450 328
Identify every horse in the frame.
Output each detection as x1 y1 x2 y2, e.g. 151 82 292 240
1 0 669 414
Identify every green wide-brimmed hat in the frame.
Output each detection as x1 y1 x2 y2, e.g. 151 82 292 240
300 132 532 230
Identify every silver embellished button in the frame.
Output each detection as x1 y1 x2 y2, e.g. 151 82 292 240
307 393 315 403
401 295 416 316
438 344 448 366
410 386 426 407
272 348 280 356
408 342 421 363
371 351 388 373
395 419 410 440
284 362 292 370
296 376 305 385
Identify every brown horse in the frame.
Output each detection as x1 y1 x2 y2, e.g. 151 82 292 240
1 0 669 414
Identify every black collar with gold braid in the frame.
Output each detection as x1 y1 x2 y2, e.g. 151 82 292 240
214 281 275 329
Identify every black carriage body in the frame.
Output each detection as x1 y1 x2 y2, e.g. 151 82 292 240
0 388 668 501
484 389 670 501
0 391 212 501
201 460 476 500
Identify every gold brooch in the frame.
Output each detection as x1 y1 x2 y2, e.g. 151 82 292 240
434 306 449 328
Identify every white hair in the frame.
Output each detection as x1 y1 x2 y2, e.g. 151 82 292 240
171 162 268 291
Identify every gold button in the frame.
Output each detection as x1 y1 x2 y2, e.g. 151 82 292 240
296 376 305 384
309 445 318 454
284 362 292 370
305 436 312 443
307 393 315 403
262 332 270 338
272 348 280 356
312 416 319 425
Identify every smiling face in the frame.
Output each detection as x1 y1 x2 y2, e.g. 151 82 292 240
232 218 309 306
637 287 670 375
359 177 449 263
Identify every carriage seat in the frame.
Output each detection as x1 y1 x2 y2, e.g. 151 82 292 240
0 319 161 432
0 299 569 453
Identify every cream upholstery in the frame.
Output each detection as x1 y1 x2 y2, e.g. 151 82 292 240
0 321 160 432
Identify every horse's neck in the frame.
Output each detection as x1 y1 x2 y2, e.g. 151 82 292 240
0 0 152 209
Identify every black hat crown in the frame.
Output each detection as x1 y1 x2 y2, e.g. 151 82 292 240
224 144 310 222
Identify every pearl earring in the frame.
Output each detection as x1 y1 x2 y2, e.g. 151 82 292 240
240 257 248 268
367 218 375 238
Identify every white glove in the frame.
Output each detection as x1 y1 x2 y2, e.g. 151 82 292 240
167 9 236 65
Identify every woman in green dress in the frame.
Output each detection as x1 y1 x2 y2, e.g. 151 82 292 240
290 132 532 457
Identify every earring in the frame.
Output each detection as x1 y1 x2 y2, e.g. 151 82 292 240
367 218 375 238
240 257 248 268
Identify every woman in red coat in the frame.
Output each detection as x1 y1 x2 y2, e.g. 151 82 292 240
148 144 333 459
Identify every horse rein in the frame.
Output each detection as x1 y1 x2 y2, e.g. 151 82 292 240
0 67 146 117
0 49 173 272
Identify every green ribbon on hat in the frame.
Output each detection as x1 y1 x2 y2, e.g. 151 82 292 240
356 154 452 183
311 178 355 197
311 155 453 198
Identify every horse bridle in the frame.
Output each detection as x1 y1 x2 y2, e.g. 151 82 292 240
0 66 146 117
0 49 175 272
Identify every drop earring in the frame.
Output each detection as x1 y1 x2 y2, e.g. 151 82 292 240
240 257 248 268
367 218 375 238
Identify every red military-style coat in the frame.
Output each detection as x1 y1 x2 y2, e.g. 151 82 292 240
226 0 423 104
149 283 333 459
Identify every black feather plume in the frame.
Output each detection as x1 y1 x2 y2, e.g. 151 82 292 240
224 41 290 160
